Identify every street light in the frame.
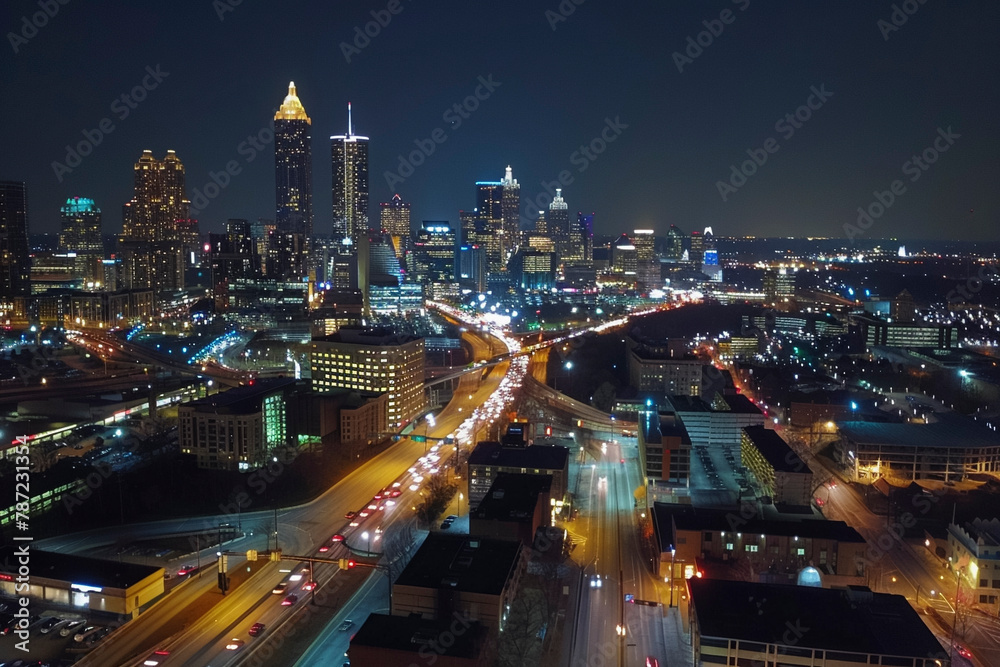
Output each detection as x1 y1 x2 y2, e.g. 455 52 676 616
669 547 676 608
361 531 371 554
458 492 464 520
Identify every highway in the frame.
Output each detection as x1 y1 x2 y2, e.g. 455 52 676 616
52 324 518 667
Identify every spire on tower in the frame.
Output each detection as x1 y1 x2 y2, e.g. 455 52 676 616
348 102 353 136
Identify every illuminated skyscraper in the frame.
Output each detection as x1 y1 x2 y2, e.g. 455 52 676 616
548 188 571 260
331 103 369 247
121 150 190 290
665 224 684 262
501 165 520 265
380 193 411 238
689 230 705 267
0 180 30 301
274 82 313 237
577 212 594 262
60 197 103 284
632 229 655 261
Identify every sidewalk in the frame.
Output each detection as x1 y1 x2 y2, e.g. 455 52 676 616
662 607 693 667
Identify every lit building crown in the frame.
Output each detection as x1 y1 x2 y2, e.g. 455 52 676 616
275 81 311 123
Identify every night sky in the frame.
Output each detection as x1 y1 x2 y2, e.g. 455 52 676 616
3 0 998 240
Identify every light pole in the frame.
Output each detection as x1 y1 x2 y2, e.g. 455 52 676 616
362 530 371 555
669 547 676 608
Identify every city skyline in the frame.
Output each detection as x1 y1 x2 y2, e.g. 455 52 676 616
3 1 997 241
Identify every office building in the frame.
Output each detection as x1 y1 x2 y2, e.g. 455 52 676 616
688 579 947 667
274 81 314 237
467 441 569 511
741 426 812 506
548 188 570 259
379 193 411 240
666 393 765 458
689 229 705 267
627 336 707 396
577 212 594 262
852 313 954 349
413 221 456 284
665 224 684 262
611 234 637 275
0 181 31 302
59 197 103 284
632 229 655 261
510 249 556 291
763 267 797 305
638 411 692 486
392 534 527 634
947 517 1000 612
310 327 425 428
501 166 520 266
470 473 553 546
653 503 867 585
457 243 486 292
179 378 298 471
331 103 369 245
477 179 505 272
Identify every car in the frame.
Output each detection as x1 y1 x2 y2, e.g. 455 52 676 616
176 564 198 576
142 649 171 666
337 620 354 631
272 582 288 594
249 622 266 637
646 659 660 667
318 544 330 552
446 515 457 521
956 646 972 659
38 617 66 634
389 489 402 497
367 503 378 511
281 594 298 606
589 575 603 588
86 626 113 645
440 520 452 529
332 533 345 542
60 619 86 637
0 614 16 636
302 581 318 591
344 510 357 520
225 638 245 650
74 625 103 642
359 510 370 518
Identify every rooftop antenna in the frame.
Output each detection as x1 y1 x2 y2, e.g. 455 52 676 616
348 102 353 136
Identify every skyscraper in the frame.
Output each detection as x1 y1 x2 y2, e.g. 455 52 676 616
274 82 313 237
380 193 411 238
0 181 31 301
60 197 103 284
331 103 369 247
632 229 655 261
548 188 571 260
121 150 190 290
665 224 684 262
501 165 520 265
577 212 594 262
477 180 504 273
689 230 705 267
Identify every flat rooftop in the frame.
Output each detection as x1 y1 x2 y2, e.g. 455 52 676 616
395 534 522 596
314 326 422 346
718 393 762 415
0 548 162 590
350 613 487 658
473 473 551 523
743 425 806 473
839 414 1000 450
690 579 944 660
182 378 297 413
468 441 569 471
652 503 865 552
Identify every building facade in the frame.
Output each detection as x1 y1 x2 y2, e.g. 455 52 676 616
274 82 314 237
331 103 369 245
741 426 813 506
310 328 425 428
0 180 31 306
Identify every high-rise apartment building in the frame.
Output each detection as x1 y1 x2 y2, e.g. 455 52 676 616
0 181 31 302
274 82 313 237
380 193 411 239
310 328 425 428
331 103 369 246
59 197 103 284
121 150 190 291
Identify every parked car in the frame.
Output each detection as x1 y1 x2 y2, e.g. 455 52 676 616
60 619 86 637
85 626 113 645
337 619 354 632
73 625 103 643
